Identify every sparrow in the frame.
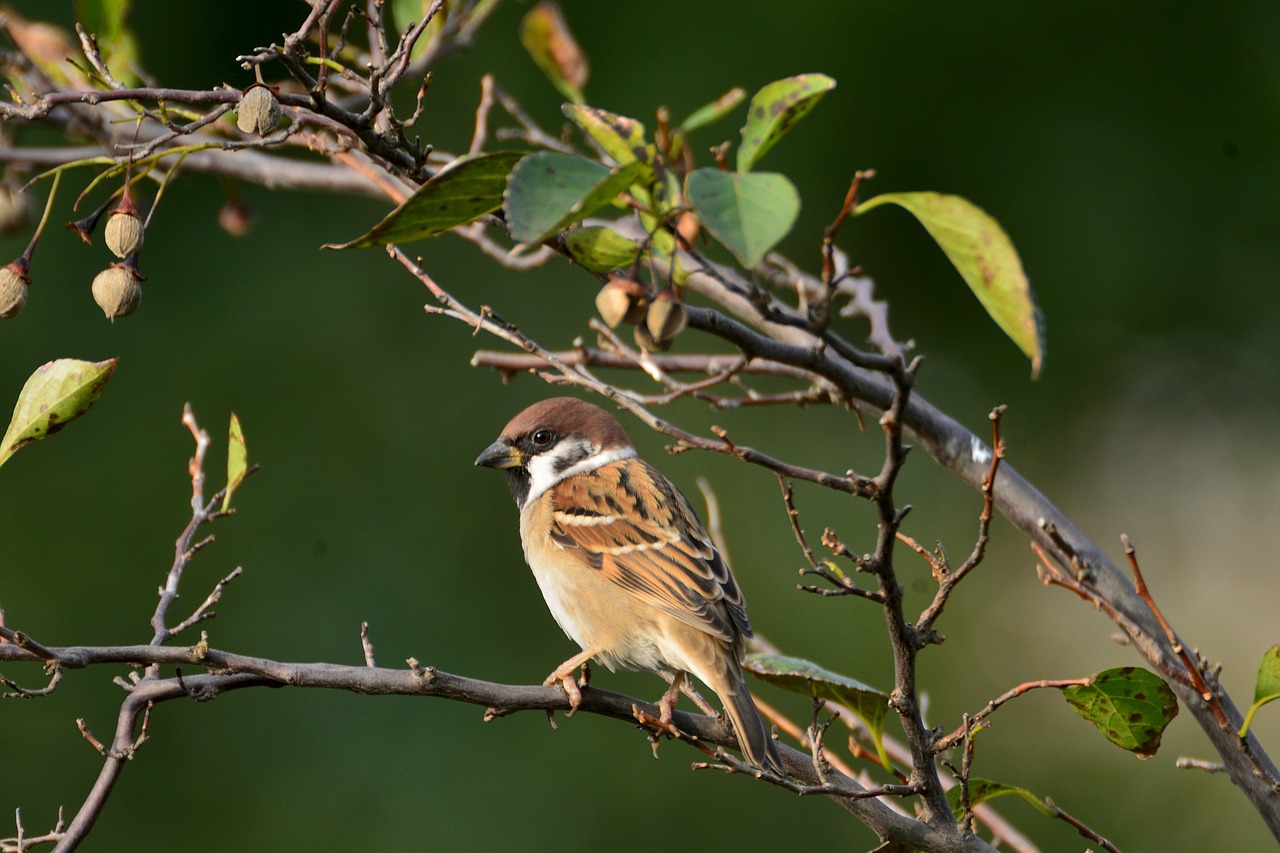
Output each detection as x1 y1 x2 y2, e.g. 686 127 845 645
475 396 783 774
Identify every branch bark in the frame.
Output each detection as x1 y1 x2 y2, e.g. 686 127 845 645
0 641 996 853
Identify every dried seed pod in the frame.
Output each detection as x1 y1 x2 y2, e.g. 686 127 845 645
0 261 30 319
645 289 687 344
237 85 282 135
91 265 142 321
0 185 32 236
104 210 144 258
595 281 633 328
595 274 649 328
633 321 671 352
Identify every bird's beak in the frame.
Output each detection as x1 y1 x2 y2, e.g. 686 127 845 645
474 440 523 470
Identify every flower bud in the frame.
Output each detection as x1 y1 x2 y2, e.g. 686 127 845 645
645 289 687 344
237 85 282 135
0 186 32 236
91 265 142 321
104 210 144 258
0 261 29 319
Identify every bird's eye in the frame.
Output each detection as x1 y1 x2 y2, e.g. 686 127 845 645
531 428 555 447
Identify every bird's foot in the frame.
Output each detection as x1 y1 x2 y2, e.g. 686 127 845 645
544 651 594 717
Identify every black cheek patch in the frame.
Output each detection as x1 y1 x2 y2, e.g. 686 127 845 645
550 442 591 474
505 469 531 507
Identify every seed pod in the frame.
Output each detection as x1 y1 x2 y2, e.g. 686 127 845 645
595 274 649 328
645 289 687 344
633 321 671 352
0 185 32 236
91 265 143 321
237 85 282 135
0 261 30 319
594 282 630 328
217 199 254 237
104 210 144 258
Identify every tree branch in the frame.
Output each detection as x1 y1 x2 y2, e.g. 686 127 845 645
0 639 997 853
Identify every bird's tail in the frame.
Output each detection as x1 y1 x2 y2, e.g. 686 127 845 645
715 658 783 775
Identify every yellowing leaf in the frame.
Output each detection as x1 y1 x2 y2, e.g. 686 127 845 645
562 104 649 166
0 358 118 468
520 1 587 104
223 412 247 512
737 74 835 172
857 191 1045 377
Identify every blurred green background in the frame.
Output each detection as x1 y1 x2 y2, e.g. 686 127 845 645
3 1 1278 849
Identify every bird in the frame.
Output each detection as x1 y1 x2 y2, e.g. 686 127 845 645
475 396 783 774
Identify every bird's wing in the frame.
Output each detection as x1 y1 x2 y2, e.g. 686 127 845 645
547 457 752 644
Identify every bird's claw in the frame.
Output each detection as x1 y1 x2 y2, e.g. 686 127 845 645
544 665 586 716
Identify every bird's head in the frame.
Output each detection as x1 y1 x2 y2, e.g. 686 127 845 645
475 397 636 508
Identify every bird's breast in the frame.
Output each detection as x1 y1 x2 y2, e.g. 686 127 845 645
518 498 670 672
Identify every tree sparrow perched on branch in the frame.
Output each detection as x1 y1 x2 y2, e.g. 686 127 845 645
475 397 783 774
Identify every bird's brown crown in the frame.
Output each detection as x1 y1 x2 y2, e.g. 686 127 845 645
499 397 633 450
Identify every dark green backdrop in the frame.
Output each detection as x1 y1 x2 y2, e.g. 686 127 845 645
3 1 1278 849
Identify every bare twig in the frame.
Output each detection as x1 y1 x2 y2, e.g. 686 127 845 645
934 678 1090 753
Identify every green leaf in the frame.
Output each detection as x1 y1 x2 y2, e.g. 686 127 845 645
563 226 641 272
669 87 747 162
946 778 1056 819
737 73 835 172
743 652 890 769
325 151 525 249
857 191 1045 377
520 1 587 105
74 0 139 85
0 358 118 468
686 168 799 267
223 412 247 512
1060 667 1178 758
678 87 747 135
504 152 650 246
1239 645 1280 737
562 104 650 166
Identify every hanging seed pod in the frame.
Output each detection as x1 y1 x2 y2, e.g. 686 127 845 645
595 282 632 328
0 260 30 319
104 205 144 259
645 289 687 345
237 84 282 135
633 321 670 352
595 274 649 328
0 185 32 236
91 265 143 321
217 198 254 237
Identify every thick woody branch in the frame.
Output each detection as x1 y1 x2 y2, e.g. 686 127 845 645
0 640 996 853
